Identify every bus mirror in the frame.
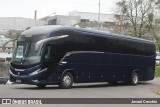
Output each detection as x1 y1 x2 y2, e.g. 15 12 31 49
2 39 18 51
35 35 69 52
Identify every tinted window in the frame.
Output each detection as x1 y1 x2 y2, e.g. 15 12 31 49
106 37 120 53
75 33 92 51
53 31 75 54
44 44 56 61
46 31 75 62
121 40 134 55
92 36 107 52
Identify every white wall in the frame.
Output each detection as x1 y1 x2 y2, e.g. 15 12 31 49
69 11 116 23
0 17 46 30
56 15 80 25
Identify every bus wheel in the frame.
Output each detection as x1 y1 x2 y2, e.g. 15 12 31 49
59 72 73 89
130 72 139 85
36 85 46 88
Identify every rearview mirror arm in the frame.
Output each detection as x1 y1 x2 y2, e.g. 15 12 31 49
2 39 18 51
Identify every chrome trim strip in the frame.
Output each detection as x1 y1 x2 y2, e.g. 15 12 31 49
70 51 105 54
14 69 25 72
61 61 67 64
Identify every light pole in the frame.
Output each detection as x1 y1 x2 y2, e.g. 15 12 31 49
98 0 101 29
34 10 37 26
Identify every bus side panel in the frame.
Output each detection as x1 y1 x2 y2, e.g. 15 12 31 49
58 52 155 83
111 54 155 81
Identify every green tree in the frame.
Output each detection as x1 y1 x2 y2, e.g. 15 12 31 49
116 0 160 38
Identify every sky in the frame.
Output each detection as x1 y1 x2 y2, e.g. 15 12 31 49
0 0 117 19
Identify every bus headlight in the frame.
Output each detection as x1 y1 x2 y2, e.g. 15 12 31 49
29 69 41 76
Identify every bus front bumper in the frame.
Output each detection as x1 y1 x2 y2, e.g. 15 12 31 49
10 68 57 85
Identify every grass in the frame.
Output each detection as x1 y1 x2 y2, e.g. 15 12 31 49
157 90 160 95
155 66 160 77
155 66 160 96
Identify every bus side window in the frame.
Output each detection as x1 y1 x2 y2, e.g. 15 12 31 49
44 45 56 61
75 33 92 51
92 36 106 52
108 38 117 53
45 46 50 60
55 31 75 54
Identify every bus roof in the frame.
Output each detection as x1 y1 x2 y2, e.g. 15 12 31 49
21 25 154 44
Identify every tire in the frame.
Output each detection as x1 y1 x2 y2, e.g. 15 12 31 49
59 72 73 89
130 72 139 85
36 85 46 88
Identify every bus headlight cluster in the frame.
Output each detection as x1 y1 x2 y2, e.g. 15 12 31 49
29 69 41 76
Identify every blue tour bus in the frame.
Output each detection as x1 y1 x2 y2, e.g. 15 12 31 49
8 25 155 88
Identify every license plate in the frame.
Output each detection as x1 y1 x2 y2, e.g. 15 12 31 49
16 79 21 83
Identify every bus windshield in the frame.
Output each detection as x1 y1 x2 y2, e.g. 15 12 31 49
12 35 46 65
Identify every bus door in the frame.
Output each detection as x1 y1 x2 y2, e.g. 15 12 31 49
39 44 57 80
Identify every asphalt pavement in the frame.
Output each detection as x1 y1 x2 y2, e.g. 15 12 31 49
0 78 160 107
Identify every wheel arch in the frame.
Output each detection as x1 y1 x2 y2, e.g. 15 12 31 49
130 69 140 85
133 69 140 75
61 69 75 81
133 69 144 81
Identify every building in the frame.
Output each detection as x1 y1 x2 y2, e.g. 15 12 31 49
0 17 46 30
40 15 80 26
69 11 116 25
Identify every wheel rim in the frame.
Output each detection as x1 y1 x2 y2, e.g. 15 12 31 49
133 74 138 84
63 75 71 86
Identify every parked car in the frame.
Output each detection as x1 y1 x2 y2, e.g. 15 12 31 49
0 77 8 84
156 55 160 66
